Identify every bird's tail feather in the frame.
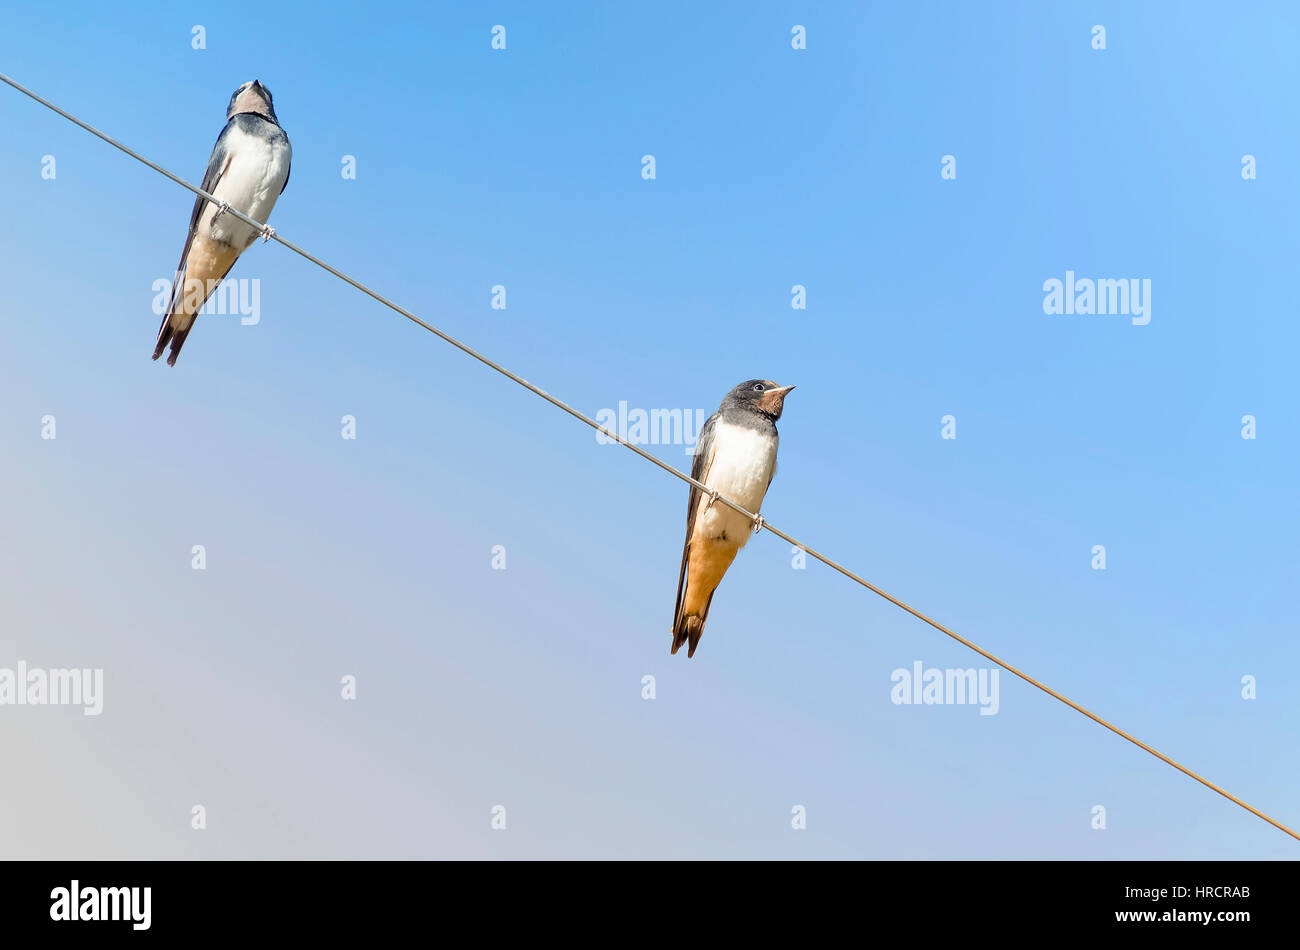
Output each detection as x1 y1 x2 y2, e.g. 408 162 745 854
152 313 196 365
151 237 239 366
671 615 706 658
670 591 716 658
165 325 193 366
151 323 173 361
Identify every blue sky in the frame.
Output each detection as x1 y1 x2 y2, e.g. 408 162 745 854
1 1 1297 858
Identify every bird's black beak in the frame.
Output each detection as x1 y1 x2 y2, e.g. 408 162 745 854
252 79 264 91
770 384 796 397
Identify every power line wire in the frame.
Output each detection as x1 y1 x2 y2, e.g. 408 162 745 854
3 70 1295 844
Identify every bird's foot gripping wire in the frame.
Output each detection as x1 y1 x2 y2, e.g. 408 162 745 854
260 224 276 243
752 514 765 534
212 200 231 221
704 489 720 511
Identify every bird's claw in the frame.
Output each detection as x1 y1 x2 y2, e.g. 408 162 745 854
752 514 765 534
705 489 720 510
213 200 231 220
260 225 276 243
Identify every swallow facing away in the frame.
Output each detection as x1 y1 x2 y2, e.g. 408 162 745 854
152 80 291 365
671 379 796 657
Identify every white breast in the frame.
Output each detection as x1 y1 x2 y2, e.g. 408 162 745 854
201 125 291 250
695 420 779 545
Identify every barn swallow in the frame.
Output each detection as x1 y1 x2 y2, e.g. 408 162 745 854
152 80 291 365
671 379 795 657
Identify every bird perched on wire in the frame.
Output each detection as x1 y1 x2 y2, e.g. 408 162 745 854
152 80 291 365
671 379 795 657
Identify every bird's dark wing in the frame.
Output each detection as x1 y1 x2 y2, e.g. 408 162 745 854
159 122 234 327
279 138 291 194
672 411 719 625
187 122 235 236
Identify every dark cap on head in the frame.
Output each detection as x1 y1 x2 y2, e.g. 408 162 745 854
721 379 796 421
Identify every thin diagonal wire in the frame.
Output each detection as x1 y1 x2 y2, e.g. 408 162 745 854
4 70 1295 843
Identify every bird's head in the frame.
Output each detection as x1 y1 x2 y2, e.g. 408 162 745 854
724 379 796 420
227 79 278 123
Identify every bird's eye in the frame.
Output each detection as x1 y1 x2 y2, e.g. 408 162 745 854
752 383 764 392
